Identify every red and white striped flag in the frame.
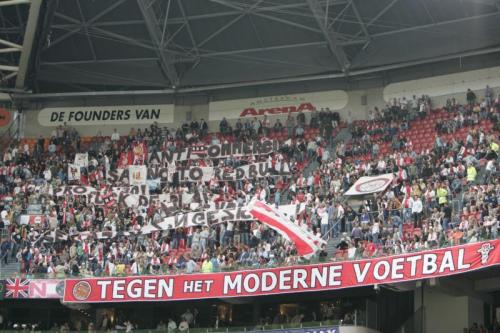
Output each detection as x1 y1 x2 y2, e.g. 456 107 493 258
249 200 323 257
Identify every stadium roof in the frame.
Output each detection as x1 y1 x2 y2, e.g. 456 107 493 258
1 0 500 95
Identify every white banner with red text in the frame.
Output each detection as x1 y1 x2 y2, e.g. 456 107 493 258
63 239 500 303
208 91 348 121
344 173 395 196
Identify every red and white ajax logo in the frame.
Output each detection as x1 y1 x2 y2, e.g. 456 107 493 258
72 281 92 301
477 243 494 265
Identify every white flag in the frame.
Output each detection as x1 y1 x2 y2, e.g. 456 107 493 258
128 165 148 186
68 164 81 181
74 153 88 168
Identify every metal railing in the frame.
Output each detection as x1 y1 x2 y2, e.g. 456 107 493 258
0 320 346 333
3 233 497 280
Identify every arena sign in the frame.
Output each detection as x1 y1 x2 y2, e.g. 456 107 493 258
37 104 174 126
208 90 348 121
63 239 500 303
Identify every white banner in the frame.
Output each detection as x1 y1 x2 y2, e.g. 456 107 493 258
179 162 291 182
54 186 204 211
344 173 395 196
128 165 148 186
74 153 88 168
67 164 81 181
209 90 348 121
157 203 298 230
160 139 280 163
38 104 174 127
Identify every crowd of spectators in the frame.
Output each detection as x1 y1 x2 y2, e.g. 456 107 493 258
0 88 498 279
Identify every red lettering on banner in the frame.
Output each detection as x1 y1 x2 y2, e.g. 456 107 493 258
297 102 314 112
240 108 257 117
239 103 316 117
63 240 500 303
30 282 47 298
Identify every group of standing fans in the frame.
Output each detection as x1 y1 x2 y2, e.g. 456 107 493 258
0 89 498 279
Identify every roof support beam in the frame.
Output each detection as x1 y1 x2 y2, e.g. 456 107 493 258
366 0 400 27
16 0 42 89
351 0 370 40
0 47 21 53
136 0 179 86
76 0 97 60
1 72 18 82
87 0 128 25
0 0 30 6
50 1 349 29
0 65 19 72
160 0 172 47
210 0 323 34
342 10 500 45
198 0 264 48
306 0 350 71
90 26 155 51
352 0 399 38
0 38 22 49
369 11 500 38
328 1 351 29
19 44 500 100
177 0 199 58
75 0 97 61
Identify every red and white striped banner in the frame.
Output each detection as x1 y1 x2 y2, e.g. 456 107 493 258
249 200 322 257
63 240 500 303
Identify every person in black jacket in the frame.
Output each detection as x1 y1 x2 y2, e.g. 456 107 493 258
466 89 477 105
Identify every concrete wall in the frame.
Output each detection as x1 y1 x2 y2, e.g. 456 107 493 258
413 285 492 333
384 65 500 107
422 289 469 333
20 65 500 138
468 297 485 329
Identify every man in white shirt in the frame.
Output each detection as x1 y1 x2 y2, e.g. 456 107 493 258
334 203 345 237
43 168 52 182
167 319 177 333
483 159 496 183
111 129 120 142
320 209 330 239
411 195 423 227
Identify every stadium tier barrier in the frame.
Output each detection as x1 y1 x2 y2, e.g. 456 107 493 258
0 320 349 333
1 233 497 280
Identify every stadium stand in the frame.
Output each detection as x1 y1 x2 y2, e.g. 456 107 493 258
0 94 498 279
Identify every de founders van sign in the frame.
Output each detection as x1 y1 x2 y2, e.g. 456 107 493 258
38 104 174 126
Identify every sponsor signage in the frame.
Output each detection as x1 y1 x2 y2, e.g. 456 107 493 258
63 240 499 303
38 104 174 126
208 91 348 121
